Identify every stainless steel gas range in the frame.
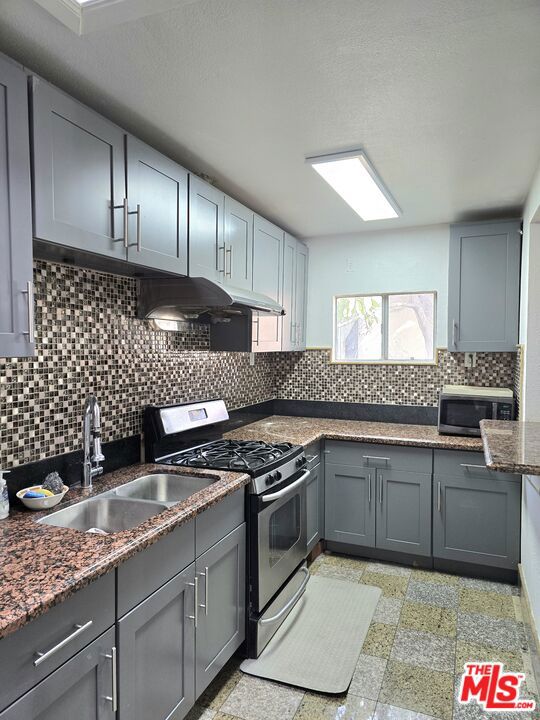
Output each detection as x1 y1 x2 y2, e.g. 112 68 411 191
144 399 310 658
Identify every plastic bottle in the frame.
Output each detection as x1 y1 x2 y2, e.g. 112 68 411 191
0 471 10 519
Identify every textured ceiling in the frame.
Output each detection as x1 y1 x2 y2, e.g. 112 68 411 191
1 0 540 237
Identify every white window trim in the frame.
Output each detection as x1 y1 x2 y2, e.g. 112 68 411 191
33 0 199 35
332 290 437 365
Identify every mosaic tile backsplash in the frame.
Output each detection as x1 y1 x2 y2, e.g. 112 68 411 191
0 260 517 468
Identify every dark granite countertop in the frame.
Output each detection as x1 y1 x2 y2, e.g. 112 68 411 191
225 415 485 451
481 419 540 474
0 464 249 640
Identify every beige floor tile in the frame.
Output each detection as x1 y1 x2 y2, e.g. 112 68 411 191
399 601 457 638
221 675 304 720
454 640 524 674
185 705 218 720
349 654 387 700
410 569 460 586
513 595 524 622
312 563 364 582
361 572 409 599
362 623 397 659
214 714 243 720
197 663 243 710
458 588 516 619
364 562 412 578
373 703 440 720
320 553 368 570
294 692 376 720
373 596 403 625
379 660 454 720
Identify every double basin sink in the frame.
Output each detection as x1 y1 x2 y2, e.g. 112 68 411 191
38 473 216 534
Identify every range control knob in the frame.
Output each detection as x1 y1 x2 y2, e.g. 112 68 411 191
265 474 274 486
296 456 307 469
273 470 282 482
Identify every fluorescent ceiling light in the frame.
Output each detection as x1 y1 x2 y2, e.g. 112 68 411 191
307 150 400 221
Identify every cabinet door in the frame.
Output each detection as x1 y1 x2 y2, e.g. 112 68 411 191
0 56 34 358
448 220 521 351
126 136 188 274
195 524 245 697
188 175 224 282
324 463 375 547
433 474 521 569
376 469 432 557
252 216 283 351
31 78 126 259
118 563 196 720
306 462 321 552
0 628 116 720
281 234 296 351
224 196 253 290
294 242 308 350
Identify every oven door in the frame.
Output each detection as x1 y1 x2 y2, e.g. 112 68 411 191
438 396 494 436
255 469 309 612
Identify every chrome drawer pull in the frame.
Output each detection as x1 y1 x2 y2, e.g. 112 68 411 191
460 463 487 470
437 481 442 512
199 566 209 616
306 454 318 463
363 455 390 463
33 620 93 667
187 576 199 627
22 281 35 344
103 646 118 712
368 473 372 504
260 567 310 625
379 474 383 505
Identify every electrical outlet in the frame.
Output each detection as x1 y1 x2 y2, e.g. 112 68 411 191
345 258 354 272
464 352 477 368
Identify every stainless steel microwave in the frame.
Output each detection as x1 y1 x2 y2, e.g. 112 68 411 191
438 385 514 436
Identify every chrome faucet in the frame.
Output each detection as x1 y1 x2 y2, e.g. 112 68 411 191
82 395 105 488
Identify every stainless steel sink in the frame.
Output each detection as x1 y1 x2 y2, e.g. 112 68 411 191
111 473 216 505
38 496 168 534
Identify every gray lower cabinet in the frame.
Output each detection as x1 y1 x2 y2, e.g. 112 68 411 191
0 55 34 358
306 462 322 552
433 474 521 569
189 175 225 282
448 219 521 351
0 627 116 720
195 524 246 696
118 562 196 720
376 469 432 556
31 78 126 259
126 136 188 273
325 463 375 547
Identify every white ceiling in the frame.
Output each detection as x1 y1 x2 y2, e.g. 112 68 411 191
1 0 540 238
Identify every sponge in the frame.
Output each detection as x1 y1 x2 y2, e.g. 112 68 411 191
42 472 64 495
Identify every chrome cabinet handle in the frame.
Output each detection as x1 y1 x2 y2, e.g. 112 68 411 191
379 474 383 505
218 244 226 274
363 455 390 463
226 246 233 278
452 319 459 348
198 566 209 616
33 620 93 667
260 567 310 625
135 203 141 252
262 470 310 503
368 473 372 504
112 198 129 249
103 646 118 713
460 463 487 470
305 454 318 463
187 576 199 627
437 481 442 512
253 314 260 345
22 281 35 344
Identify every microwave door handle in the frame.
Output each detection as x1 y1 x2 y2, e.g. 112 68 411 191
261 470 310 503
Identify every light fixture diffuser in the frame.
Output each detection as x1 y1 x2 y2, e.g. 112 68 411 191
307 149 400 221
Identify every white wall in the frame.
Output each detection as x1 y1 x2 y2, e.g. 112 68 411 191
304 224 449 348
519 161 540 641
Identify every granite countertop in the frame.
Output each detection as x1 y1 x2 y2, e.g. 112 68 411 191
225 415 485 451
0 463 249 640
481 419 540 474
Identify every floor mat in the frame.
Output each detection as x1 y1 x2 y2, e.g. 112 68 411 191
241 575 381 694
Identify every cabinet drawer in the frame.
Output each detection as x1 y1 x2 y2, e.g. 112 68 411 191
434 449 519 482
305 441 321 469
324 440 432 474
117 519 195 617
0 572 114 712
196 489 245 557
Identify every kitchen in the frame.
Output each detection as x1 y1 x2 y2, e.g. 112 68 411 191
0 2 540 720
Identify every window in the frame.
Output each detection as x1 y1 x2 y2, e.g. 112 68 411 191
333 292 436 363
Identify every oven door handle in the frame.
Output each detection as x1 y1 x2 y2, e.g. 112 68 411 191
261 470 310 503
259 566 310 625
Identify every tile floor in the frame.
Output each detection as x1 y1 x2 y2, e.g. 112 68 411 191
186 553 540 720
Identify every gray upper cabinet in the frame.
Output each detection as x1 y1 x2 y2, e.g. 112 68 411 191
376 469 431 557
0 628 116 720
31 78 126 260
126 136 188 274
433 472 521 569
282 235 308 351
223 196 253 290
195 524 246 697
188 175 225 282
118 562 196 720
0 56 34 358
325 463 375 547
252 216 284 351
448 220 521 351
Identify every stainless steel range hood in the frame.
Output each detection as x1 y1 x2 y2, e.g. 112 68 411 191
137 276 284 321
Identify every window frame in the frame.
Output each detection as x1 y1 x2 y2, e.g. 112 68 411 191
332 290 437 365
